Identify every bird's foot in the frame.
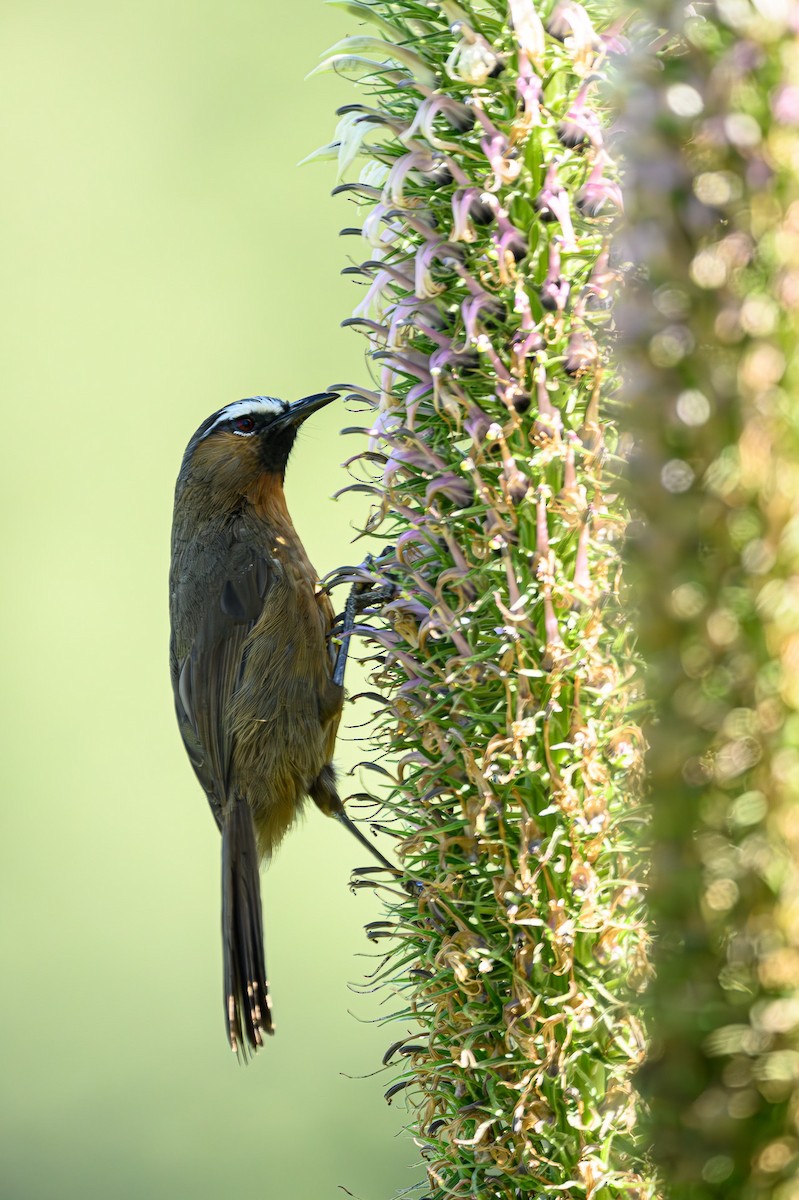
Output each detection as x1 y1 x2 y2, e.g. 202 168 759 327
326 548 399 687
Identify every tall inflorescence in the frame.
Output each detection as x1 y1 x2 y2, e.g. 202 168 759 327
621 1 799 1195
315 1 653 1195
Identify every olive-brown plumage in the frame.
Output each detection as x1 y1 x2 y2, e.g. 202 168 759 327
169 392 342 1056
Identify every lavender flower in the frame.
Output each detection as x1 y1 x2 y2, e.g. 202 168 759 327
534 161 577 248
546 0 601 61
494 211 528 263
563 328 598 376
557 78 603 151
516 55 542 131
575 154 623 217
539 238 570 312
451 189 496 241
406 94 475 141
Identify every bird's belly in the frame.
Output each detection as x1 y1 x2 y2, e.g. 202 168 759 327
227 590 339 858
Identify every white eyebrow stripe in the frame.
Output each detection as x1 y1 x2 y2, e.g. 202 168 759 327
204 396 287 436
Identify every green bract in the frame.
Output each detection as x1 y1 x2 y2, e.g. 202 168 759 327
318 1 652 1196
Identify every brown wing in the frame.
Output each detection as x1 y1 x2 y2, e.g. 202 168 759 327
170 534 272 828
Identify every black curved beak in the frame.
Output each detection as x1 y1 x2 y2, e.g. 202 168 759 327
271 391 339 433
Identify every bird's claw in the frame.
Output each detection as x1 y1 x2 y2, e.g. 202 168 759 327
327 547 399 633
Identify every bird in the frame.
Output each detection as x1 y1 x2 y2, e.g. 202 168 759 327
169 390 358 1058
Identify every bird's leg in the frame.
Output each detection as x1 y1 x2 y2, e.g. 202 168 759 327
330 551 397 688
331 569 365 689
327 551 401 875
335 807 398 875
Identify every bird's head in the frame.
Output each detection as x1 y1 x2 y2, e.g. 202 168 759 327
177 391 338 501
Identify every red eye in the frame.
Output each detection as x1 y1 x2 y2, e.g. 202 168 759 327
233 416 256 433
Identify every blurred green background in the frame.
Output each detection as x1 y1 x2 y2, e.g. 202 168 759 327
0 2 413 1197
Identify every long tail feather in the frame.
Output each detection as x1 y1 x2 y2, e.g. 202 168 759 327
221 797 273 1058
